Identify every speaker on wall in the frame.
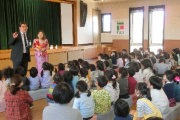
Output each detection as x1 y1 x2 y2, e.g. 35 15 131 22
80 1 87 27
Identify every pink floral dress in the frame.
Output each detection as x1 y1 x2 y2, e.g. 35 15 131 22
32 39 49 76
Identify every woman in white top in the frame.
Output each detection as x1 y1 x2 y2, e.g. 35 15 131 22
149 76 169 115
117 52 124 68
141 59 154 83
104 70 120 103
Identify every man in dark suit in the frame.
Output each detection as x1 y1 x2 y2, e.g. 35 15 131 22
8 22 31 75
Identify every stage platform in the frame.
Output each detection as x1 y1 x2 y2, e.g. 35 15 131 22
0 44 114 70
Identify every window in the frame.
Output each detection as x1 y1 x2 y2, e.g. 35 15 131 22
101 13 111 32
148 5 165 54
129 7 144 52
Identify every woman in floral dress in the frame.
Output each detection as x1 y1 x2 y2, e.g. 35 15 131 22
32 30 49 76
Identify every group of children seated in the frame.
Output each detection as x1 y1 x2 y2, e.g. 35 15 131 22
1 47 180 120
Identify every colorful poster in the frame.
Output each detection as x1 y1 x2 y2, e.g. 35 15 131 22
111 19 129 35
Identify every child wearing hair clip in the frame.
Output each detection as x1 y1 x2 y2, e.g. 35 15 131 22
73 81 95 120
104 70 120 104
174 69 180 102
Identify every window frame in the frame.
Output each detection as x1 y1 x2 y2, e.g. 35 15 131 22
101 13 111 33
129 7 144 53
148 5 165 48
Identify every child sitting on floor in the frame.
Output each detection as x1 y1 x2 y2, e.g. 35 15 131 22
104 70 120 104
57 63 65 75
3 67 14 89
79 68 90 87
15 66 30 91
127 67 137 95
92 76 111 114
174 69 180 102
163 70 176 107
40 62 51 89
149 76 169 115
63 71 74 93
46 73 63 104
5 74 33 120
73 81 95 120
70 65 80 93
117 67 129 98
114 99 132 120
0 70 7 113
28 67 40 90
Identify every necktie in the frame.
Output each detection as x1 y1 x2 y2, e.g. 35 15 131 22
23 34 27 47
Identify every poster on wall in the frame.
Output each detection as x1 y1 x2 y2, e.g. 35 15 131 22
111 19 129 35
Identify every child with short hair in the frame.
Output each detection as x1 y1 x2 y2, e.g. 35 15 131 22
114 99 132 120
70 65 80 93
40 62 51 89
0 70 7 112
78 58 84 65
111 51 118 69
174 69 180 102
5 74 33 120
155 58 170 77
73 81 95 120
163 70 176 107
130 62 143 83
63 71 74 93
149 76 169 114
104 61 111 70
122 49 128 58
81 61 91 87
92 76 111 114
117 52 124 68
98 53 105 62
46 73 63 104
104 54 113 68
104 70 120 103
66 61 75 71
91 61 104 87
15 66 30 91
3 67 14 89
127 67 137 95
58 63 65 75
79 68 89 86
124 56 131 68
28 67 40 90
117 67 129 98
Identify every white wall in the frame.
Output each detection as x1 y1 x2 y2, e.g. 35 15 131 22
77 0 99 44
98 0 180 42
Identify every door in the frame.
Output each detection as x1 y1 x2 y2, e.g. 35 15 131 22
92 9 101 44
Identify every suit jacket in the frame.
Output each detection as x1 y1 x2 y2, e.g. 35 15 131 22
8 31 31 62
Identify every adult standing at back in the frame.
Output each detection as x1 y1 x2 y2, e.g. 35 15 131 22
8 22 31 75
32 30 49 76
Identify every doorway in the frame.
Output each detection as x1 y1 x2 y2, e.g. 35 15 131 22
92 9 101 44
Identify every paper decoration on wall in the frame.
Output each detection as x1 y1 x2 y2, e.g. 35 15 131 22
111 19 129 35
